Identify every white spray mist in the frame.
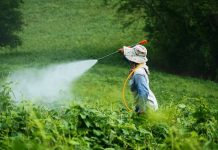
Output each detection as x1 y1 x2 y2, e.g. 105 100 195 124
8 59 97 103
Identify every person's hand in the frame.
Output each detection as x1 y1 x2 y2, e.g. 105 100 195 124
118 48 124 54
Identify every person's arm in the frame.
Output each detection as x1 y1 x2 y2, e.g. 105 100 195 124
118 48 124 54
118 45 132 54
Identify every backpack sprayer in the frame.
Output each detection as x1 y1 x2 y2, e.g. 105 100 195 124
97 40 149 61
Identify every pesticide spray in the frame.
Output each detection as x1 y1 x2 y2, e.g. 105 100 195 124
8 60 97 103
8 39 148 105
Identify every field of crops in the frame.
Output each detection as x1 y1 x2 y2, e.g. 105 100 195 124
0 0 218 149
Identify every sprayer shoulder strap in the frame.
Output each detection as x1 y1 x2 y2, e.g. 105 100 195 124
144 68 148 75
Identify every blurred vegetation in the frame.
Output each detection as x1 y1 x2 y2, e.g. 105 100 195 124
0 0 23 47
2 0 217 82
0 85 217 149
114 0 218 81
0 0 144 81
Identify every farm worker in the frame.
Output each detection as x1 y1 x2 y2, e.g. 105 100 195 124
118 44 158 114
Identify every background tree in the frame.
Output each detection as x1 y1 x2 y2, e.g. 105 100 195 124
116 0 218 81
0 0 23 48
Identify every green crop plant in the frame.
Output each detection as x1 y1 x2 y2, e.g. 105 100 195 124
0 85 217 149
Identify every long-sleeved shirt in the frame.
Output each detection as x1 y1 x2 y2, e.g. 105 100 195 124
129 66 158 111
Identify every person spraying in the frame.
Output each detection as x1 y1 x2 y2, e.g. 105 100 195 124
118 44 158 114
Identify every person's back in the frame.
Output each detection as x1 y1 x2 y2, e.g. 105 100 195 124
130 64 158 113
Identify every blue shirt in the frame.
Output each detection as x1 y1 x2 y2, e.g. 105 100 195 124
129 66 158 111
131 74 149 100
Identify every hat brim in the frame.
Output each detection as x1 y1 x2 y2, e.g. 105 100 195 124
123 46 147 63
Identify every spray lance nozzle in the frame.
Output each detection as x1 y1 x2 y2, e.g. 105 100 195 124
139 39 149 45
97 39 149 61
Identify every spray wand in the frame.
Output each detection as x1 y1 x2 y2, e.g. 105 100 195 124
97 51 119 61
97 40 148 61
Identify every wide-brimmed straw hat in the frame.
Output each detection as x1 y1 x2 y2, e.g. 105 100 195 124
123 45 148 64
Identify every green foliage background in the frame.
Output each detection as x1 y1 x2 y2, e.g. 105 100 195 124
0 0 23 47
117 0 218 81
